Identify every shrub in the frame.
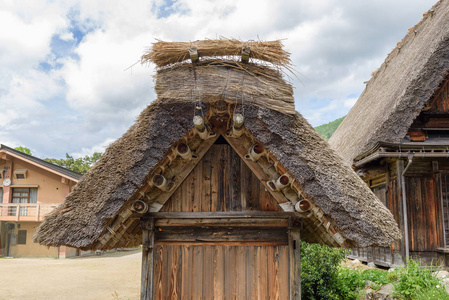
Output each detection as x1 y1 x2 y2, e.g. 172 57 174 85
360 269 389 286
392 259 447 299
300 242 347 300
334 267 364 299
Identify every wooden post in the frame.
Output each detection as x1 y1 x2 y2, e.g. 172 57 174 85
396 160 409 263
141 217 155 300
288 217 301 300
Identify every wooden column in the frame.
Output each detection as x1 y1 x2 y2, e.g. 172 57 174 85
288 218 301 300
433 161 445 248
396 160 409 263
141 217 155 300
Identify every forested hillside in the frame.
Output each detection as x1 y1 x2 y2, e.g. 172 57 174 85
314 116 345 140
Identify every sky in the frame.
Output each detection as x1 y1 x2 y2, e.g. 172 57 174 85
0 0 438 159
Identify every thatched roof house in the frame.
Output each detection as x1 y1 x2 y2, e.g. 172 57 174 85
34 39 400 252
329 0 449 165
329 0 449 267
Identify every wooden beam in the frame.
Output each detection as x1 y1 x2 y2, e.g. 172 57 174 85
155 227 288 244
155 218 289 227
289 220 301 300
141 217 155 300
150 211 301 219
149 134 219 211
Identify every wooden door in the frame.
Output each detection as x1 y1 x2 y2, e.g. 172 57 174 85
153 244 289 299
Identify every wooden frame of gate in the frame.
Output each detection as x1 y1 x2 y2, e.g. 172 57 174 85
141 212 301 299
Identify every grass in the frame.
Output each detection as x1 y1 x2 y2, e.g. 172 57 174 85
301 242 449 299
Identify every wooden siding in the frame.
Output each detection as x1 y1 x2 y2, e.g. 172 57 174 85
153 244 289 299
162 144 280 213
387 177 402 253
427 76 449 112
406 176 443 251
407 76 449 140
441 174 449 247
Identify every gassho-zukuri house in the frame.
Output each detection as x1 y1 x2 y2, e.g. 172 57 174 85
329 0 449 269
34 39 400 299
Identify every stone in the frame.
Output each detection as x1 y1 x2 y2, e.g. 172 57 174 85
436 271 449 279
367 262 376 268
365 283 394 300
365 280 376 289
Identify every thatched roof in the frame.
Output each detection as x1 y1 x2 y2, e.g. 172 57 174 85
329 0 449 164
34 40 400 250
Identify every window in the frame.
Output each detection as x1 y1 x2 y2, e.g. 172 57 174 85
0 188 3 203
13 169 27 180
17 230 27 245
10 188 37 216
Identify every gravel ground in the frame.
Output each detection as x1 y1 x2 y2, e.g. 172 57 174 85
0 249 141 300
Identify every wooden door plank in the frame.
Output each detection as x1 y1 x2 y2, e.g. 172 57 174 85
202 246 214 297
279 246 289 300
152 245 163 299
236 245 246 299
168 245 181 299
258 246 269 300
224 246 234 299
180 246 190 298
214 246 225 299
192 246 203 299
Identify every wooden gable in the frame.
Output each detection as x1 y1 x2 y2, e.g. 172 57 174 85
161 140 281 213
407 75 449 141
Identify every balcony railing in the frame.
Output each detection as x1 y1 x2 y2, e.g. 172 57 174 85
0 203 59 222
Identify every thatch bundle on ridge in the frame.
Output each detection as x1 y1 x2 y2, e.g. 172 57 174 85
142 39 292 69
145 39 296 115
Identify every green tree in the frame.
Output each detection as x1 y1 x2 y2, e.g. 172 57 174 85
314 116 345 140
14 146 32 155
44 152 102 175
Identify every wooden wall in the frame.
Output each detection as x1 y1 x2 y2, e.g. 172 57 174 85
149 143 293 299
162 144 280 213
427 76 449 112
153 245 289 299
358 160 446 266
405 176 443 251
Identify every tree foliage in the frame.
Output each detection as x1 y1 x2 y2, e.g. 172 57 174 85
14 146 32 155
314 116 345 141
44 153 102 175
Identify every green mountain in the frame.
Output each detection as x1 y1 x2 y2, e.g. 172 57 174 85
314 116 345 140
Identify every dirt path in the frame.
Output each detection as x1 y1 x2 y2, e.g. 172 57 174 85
0 250 141 300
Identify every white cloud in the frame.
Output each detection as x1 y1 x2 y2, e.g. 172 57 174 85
72 137 116 158
0 0 438 158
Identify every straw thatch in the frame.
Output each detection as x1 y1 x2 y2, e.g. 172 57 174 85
34 96 400 250
143 39 292 69
34 39 401 250
155 60 295 114
329 0 449 164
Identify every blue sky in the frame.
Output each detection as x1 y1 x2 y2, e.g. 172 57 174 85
0 0 437 159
